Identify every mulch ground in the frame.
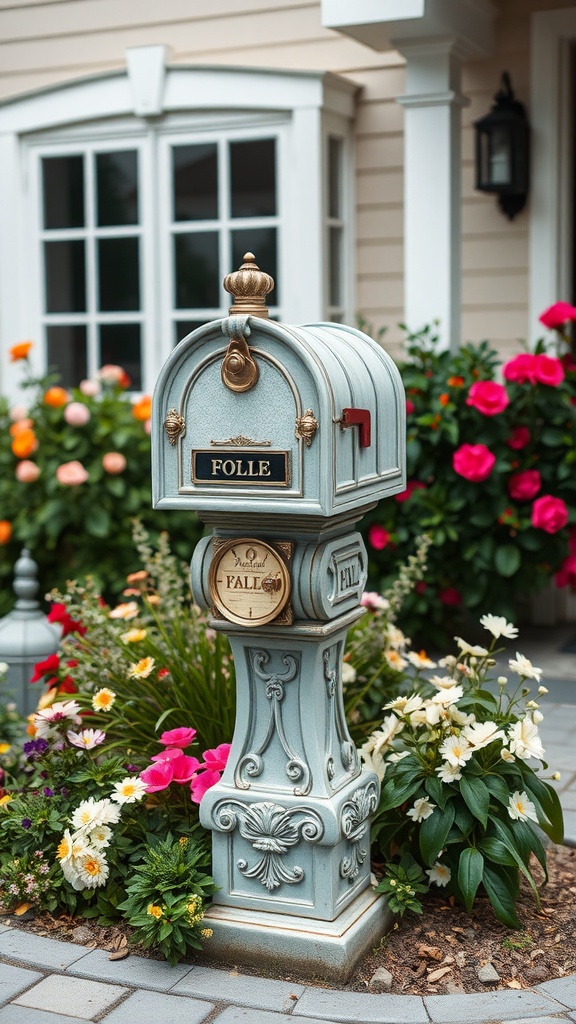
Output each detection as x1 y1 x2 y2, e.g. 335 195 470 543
6 844 576 995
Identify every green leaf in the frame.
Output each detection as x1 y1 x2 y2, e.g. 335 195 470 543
518 770 564 843
458 847 484 913
419 802 455 866
454 803 474 837
489 818 541 906
477 836 517 867
483 774 511 806
494 544 521 577
85 505 111 538
378 776 424 813
459 775 490 828
424 774 450 809
482 863 521 928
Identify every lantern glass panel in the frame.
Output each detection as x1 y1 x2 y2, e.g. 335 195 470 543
489 127 512 187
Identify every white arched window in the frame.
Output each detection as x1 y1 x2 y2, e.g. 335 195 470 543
0 49 356 393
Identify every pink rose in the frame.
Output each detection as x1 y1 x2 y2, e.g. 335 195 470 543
555 553 576 588
99 364 126 383
531 495 569 534
160 726 197 748
102 452 127 474
15 460 40 483
508 470 541 501
452 444 496 482
395 480 425 503
502 354 536 384
539 301 576 329
506 426 531 450
190 769 222 804
140 761 174 792
201 743 231 773
56 460 89 486
532 354 565 387
64 402 90 426
79 378 101 397
368 524 390 550
406 399 415 415
360 591 388 611
466 380 509 416
438 587 461 606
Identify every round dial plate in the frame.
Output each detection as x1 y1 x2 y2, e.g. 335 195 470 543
209 538 291 626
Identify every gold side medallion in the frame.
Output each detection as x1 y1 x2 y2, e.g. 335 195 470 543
209 538 292 627
164 409 186 446
295 409 318 447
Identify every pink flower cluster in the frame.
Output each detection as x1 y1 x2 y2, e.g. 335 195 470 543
140 727 231 805
502 353 565 387
466 380 509 416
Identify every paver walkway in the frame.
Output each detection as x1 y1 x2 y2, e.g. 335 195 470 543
0 629 574 1024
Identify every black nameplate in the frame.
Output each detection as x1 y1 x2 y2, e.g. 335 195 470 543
192 450 290 487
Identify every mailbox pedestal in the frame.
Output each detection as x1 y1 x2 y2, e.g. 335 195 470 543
152 255 406 980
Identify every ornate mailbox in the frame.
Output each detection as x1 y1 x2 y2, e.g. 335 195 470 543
152 254 406 979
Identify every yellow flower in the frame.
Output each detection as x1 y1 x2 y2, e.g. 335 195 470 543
147 904 163 919
56 834 71 861
201 928 213 939
179 836 189 846
128 657 155 679
0 743 10 754
92 688 116 712
37 688 57 711
120 628 147 643
0 795 12 806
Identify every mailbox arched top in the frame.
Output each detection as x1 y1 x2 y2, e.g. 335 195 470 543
152 315 406 518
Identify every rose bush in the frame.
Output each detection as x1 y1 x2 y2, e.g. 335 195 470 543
0 344 203 614
362 312 576 640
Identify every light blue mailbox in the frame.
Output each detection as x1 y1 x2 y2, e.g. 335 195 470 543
152 254 405 981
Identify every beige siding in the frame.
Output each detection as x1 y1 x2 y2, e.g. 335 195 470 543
0 0 573 361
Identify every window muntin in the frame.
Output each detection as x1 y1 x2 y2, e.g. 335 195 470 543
327 135 345 321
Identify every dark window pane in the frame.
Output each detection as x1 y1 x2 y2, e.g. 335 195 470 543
44 240 86 313
99 323 141 390
174 232 219 308
329 225 342 307
96 150 138 226
231 228 277 305
98 237 140 311
42 156 84 229
328 137 343 219
230 139 276 217
172 144 218 221
46 324 87 387
175 320 207 344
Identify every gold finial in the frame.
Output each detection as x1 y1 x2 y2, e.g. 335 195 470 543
223 252 274 319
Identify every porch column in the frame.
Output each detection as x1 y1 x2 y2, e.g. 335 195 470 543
396 41 468 351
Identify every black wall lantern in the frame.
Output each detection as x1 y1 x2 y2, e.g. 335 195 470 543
474 72 530 220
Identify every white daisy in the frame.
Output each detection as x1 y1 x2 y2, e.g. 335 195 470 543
67 728 106 750
435 761 462 783
454 637 489 657
461 721 505 751
88 824 112 848
426 861 451 887
110 776 148 805
507 717 545 761
75 849 110 889
407 650 437 670
71 797 120 833
431 685 464 707
439 733 473 767
479 614 518 640
507 790 538 823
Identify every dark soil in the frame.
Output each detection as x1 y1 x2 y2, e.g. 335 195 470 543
6 844 576 995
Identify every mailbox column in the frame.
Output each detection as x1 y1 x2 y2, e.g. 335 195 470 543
152 254 406 981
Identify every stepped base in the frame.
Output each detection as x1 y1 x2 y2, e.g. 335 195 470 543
201 886 394 983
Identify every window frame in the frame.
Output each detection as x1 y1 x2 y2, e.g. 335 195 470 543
0 61 357 395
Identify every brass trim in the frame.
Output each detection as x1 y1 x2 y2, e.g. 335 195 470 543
164 408 186 446
221 337 259 393
295 409 318 448
210 435 272 447
208 537 292 627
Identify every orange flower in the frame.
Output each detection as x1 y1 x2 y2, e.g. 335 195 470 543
0 521 12 545
43 386 70 408
9 418 34 437
447 375 465 387
11 429 38 458
439 393 450 406
9 341 33 362
132 395 152 422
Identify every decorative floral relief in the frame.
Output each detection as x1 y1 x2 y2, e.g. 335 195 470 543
235 650 311 795
323 645 360 786
213 799 324 892
339 780 379 883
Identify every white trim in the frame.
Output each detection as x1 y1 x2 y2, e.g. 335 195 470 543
529 10 576 341
126 46 169 118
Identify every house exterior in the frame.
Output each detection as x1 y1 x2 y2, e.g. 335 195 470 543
0 0 575 397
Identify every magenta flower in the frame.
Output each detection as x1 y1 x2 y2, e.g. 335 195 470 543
466 380 509 416
502 354 537 384
201 743 231 772
140 761 174 792
532 354 565 387
394 480 425 504
508 470 541 501
171 753 202 784
190 769 222 804
539 301 576 329
159 726 197 749
151 747 184 763
506 426 531 450
368 524 390 550
531 495 569 534
438 588 461 606
452 444 496 482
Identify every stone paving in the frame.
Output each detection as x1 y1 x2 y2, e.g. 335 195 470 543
0 637 573 1024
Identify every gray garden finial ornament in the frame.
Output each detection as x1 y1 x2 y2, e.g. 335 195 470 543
0 549 61 716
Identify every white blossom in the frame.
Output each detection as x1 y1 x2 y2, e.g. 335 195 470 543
454 637 489 657
406 797 436 822
439 734 473 767
426 861 451 887
341 662 357 684
507 717 545 761
507 790 538 823
479 614 519 640
508 653 543 682
461 721 505 751
435 761 462 783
